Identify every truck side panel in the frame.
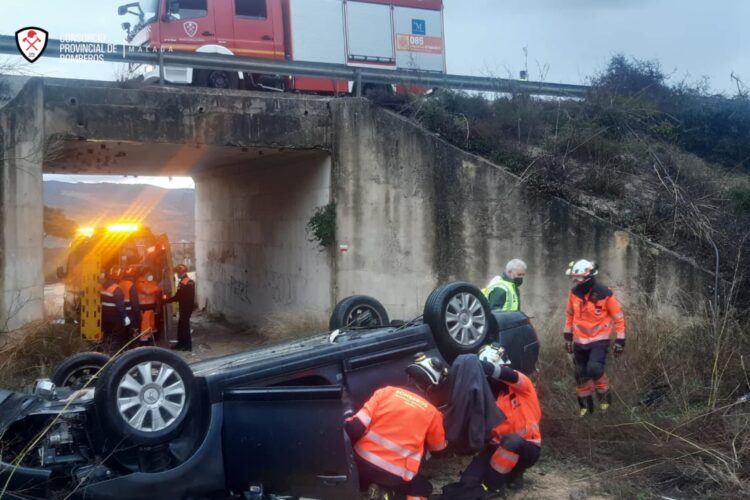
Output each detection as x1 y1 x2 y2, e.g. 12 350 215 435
393 6 445 72
346 1 396 64
288 0 346 64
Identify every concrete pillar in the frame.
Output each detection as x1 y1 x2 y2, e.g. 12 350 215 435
0 79 44 331
195 152 333 327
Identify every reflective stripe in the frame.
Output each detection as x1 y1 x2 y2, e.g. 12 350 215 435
428 441 448 452
573 332 612 344
616 331 626 339
612 312 624 320
364 431 422 461
355 409 371 427
354 445 416 480
101 302 116 307
527 438 542 447
490 446 519 474
574 323 606 335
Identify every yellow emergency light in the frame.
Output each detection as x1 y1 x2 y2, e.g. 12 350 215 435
106 223 139 233
77 227 95 237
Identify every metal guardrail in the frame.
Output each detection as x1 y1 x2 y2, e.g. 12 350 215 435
0 36 589 98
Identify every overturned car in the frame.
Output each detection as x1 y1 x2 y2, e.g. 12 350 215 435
0 282 539 499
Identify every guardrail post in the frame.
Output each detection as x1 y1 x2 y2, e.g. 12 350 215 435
158 51 165 86
355 69 363 97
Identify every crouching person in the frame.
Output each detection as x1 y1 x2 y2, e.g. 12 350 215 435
346 354 449 500
461 345 542 496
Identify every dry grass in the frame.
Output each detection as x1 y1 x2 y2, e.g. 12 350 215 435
536 298 750 499
0 321 89 390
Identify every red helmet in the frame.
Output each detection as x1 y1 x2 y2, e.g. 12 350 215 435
107 265 123 280
173 264 188 275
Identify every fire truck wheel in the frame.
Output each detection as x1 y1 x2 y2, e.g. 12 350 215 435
423 282 497 362
194 69 239 90
329 295 389 330
51 352 110 390
95 347 196 446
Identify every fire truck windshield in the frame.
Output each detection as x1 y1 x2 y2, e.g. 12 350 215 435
138 0 159 18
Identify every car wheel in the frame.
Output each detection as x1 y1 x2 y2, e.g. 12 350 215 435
95 347 195 446
329 295 389 330
194 69 239 89
423 282 497 361
51 352 110 390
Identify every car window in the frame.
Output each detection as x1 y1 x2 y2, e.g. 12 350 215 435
236 0 267 19
178 0 208 19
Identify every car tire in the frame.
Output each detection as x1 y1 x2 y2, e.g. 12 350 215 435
329 295 389 330
194 69 239 89
51 352 110 390
95 347 196 446
423 282 497 362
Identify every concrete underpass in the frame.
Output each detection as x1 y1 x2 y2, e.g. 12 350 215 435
1 77 709 332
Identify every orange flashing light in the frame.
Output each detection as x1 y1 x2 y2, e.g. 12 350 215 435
77 227 95 237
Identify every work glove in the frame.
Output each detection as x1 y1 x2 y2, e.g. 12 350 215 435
613 340 625 357
565 341 573 354
124 316 131 327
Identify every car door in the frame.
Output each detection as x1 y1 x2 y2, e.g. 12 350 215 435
159 0 218 49
221 385 359 499
231 0 282 59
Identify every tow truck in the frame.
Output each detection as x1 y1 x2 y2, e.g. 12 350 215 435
118 0 446 92
57 223 177 346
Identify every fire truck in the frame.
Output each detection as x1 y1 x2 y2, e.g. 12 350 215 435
58 224 177 346
118 0 446 92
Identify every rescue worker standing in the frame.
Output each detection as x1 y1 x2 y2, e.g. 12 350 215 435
482 259 527 311
458 345 542 496
100 266 130 354
136 268 161 346
346 354 449 500
166 264 195 352
119 265 141 340
564 259 626 416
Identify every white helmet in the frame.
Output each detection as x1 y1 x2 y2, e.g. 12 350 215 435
566 259 598 283
406 353 448 387
478 343 511 367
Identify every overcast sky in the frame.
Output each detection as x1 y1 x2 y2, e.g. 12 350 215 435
2 0 748 187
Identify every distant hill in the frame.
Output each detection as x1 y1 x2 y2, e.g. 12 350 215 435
43 181 195 247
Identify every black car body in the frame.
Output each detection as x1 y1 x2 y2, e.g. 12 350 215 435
0 284 539 499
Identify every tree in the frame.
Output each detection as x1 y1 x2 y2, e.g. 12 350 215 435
43 206 78 239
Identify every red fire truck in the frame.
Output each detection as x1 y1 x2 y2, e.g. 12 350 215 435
118 0 446 92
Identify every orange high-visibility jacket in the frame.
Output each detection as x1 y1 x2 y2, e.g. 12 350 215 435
492 372 542 447
564 283 625 345
136 278 161 336
350 386 447 481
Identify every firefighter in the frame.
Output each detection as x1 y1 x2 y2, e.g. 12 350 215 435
482 259 527 311
165 264 195 351
458 344 541 496
564 259 626 416
100 266 130 354
346 354 448 500
119 265 141 339
136 268 161 346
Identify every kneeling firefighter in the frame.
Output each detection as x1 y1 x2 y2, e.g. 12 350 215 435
346 354 449 500
456 345 542 497
564 259 626 416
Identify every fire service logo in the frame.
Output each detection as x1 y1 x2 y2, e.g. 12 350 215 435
15 27 48 63
183 21 198 38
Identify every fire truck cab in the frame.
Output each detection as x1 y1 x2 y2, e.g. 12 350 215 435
119 0 446 92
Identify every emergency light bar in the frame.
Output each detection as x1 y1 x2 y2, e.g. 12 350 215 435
106 224 139 233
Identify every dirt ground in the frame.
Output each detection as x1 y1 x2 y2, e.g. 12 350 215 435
41 286 610 499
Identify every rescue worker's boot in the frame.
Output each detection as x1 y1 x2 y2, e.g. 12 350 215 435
506 467 525 490
597 390 611 412
578 395 595 417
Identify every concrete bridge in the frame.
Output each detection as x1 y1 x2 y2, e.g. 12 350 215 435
0 77 707 331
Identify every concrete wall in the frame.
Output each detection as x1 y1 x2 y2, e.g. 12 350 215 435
0 80 44 330
331 100 709 324
195 152 333 325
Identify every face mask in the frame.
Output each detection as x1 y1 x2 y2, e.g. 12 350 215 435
146 275 154 282
513 277 524 286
